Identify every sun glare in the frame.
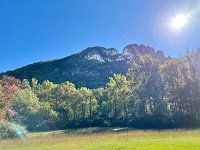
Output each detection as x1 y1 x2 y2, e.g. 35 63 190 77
171 14 188 30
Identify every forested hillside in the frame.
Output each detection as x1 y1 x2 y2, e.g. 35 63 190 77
1 50 200 131
2 44 167 88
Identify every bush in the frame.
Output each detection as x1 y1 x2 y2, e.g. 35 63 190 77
0 122 26 139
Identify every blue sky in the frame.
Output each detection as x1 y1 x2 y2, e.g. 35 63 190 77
0 0 200 72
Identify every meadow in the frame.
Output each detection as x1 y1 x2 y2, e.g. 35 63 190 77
0 128 200 150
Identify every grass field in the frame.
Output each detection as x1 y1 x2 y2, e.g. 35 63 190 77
1 128 200 150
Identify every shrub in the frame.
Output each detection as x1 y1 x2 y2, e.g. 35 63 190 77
0 122 26 139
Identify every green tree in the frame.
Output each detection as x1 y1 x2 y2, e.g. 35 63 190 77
106 74 131 123
13 88 40 129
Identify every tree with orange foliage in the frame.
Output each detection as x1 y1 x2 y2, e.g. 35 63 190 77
0 76 20 123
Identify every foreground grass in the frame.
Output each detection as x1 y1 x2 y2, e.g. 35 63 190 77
1 128 200 150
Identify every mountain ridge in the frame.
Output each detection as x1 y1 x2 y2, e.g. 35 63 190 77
2 44 168 88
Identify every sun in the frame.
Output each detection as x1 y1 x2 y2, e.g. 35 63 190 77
171 14 188 30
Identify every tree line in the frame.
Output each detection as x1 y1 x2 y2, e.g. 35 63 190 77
1 50 200 131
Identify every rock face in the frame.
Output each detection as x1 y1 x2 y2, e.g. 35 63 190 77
2 44 167 88
122 44 166 62
82 47 118 63
123 44 155 57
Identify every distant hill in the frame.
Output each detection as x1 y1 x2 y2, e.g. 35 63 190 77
2 44 168 88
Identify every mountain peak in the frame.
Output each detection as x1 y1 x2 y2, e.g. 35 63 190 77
122 44 166 61
123 44 155 56
81 46 118 56
80 46 118 62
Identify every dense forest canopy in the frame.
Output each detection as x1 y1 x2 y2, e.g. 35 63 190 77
0 50 200 131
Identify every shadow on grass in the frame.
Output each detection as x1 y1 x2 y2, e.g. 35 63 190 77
28 127 133 137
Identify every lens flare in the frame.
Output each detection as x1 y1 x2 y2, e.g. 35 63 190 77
13 125 26 142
